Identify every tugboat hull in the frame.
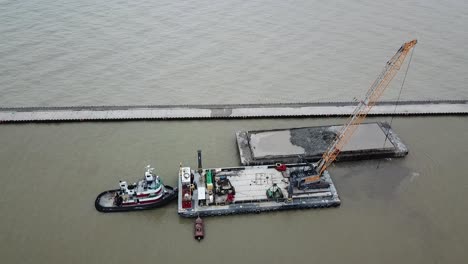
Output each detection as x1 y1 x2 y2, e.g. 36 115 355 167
95 186 178 213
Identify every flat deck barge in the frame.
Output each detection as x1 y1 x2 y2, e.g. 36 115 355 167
177 163 340 218
237 122 407 165
1 100 467 122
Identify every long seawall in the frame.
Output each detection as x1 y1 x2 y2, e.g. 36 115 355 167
0 100 467 123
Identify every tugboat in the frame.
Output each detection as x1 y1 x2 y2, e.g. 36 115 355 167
95 165 178 212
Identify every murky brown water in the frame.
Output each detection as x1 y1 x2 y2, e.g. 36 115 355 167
1 116 467 263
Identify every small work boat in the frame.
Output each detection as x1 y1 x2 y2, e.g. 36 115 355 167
95 165 178 212
194 216 204 241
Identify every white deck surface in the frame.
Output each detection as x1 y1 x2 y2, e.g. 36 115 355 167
214 167 289 202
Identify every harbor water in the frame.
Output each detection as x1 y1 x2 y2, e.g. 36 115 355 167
0 117 467 263
1 0 468 263
1 0 467 106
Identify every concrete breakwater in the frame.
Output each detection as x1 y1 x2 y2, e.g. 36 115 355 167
0 100 467 123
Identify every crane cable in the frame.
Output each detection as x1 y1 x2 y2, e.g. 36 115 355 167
377 45 416 169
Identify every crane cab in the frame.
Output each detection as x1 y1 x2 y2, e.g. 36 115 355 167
289 165 330 190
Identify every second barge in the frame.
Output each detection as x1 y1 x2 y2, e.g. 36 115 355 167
177 151 340 218
237 122 408 165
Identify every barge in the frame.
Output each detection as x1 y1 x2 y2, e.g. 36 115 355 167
237 122 408 165
95 165 177 213
177 151 340 218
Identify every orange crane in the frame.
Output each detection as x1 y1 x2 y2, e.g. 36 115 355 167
297 39 417 188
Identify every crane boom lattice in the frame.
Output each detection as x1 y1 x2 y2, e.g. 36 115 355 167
313 40 417 179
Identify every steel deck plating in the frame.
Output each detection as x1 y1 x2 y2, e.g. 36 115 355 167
177 164 340 218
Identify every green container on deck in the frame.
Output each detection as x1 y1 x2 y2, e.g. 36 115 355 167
206 170 213 185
